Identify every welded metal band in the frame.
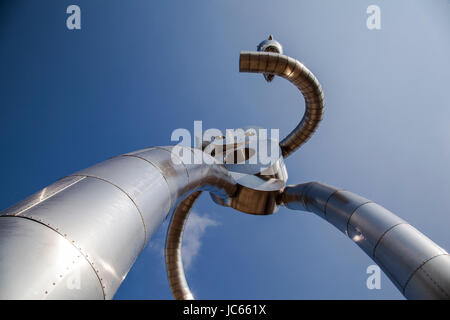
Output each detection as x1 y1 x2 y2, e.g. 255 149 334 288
404 253 450 299
1 175 147 299
70 173 148 248
73 154 174 245
165 191 201 300
124 146 191 211
239 51 325 158
281 182 450 299
1 176 87 217
0 215 106 299
0 176 107 299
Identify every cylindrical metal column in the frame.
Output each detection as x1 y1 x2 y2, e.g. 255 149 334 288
281 182 450 299
0 146 236 299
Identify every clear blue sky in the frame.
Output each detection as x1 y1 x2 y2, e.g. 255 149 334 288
0 0 449 299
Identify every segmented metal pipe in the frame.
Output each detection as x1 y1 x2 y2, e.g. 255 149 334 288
165 191 201 300
240 51 325 158
164 51 326 300
281 182 450 300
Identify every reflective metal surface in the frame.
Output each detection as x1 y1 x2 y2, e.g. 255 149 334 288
164 125 289 299
165 191 201 300
0 146 237 299
2 176 147 299
240 44 324 158
257 35 283 55
404 254 450 299
75 155 171 242
1 36 448 301
165 39 450 300
0 216 103 300
256 35 283 82
210 134 287 215
281 181 450 299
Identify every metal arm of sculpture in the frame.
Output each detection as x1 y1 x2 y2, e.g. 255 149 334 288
164 37 450 300
281 182 450 299
0 147 236 299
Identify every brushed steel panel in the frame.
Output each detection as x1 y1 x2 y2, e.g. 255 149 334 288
325 190 371 234
0 217 103 300
0 176 85 216
75 155 171 241
281 181 450 299
404 254 450 300
347 202 405 255
15 177 146 299
124 147 189 205
374 223 446 289
303 182 337 218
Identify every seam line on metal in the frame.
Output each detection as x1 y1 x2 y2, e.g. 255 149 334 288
9 176 86 216
373 257 403 290
283 56 296 79
154 146 190 183
301 183 317 211
272 54 280 74
323 188 343 218
418 265 450 298
402 253 450 295
119 154 174 212
0 215 106 300
345 201 374 236
70 174 147 249
372 222 409 258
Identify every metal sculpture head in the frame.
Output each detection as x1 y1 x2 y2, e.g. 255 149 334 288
257 35 283 82
257 35 283 54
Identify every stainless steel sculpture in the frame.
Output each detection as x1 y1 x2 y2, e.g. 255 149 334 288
163 36 450 300
0 147 236 299
0 36 449 300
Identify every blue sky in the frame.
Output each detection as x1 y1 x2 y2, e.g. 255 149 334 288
0 0 449 299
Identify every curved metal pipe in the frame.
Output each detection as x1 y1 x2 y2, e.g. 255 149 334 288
165 51 326 300
239 51 324 158
165 191 201 300
281 182 450 300
0 146 236 299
